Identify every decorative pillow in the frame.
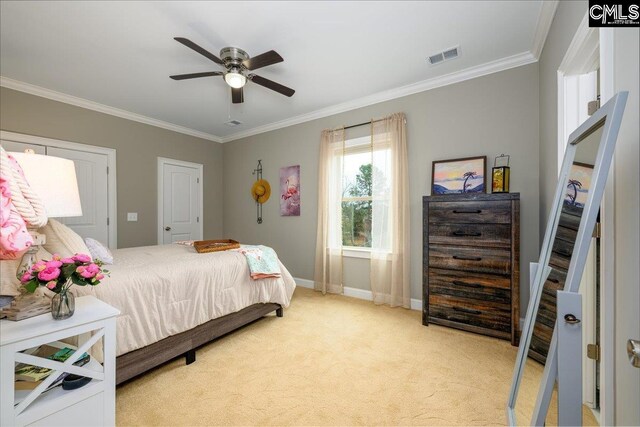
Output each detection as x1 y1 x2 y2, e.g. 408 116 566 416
84 238 113 264
0 246 52 296
39 219 92 260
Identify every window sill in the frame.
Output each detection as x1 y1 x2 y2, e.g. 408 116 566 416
342 247 371 259
342 248 392 260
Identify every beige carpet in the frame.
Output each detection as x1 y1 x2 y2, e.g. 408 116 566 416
116 287 596 426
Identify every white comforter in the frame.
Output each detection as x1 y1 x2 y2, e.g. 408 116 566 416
74 244 296 357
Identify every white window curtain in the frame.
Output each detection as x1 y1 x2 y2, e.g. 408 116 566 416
370 113 410 308
314 113 410 307
314 128 344 294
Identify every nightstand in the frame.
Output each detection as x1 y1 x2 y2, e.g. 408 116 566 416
1 296 119 426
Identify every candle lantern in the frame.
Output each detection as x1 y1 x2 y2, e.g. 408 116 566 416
492 154 510 193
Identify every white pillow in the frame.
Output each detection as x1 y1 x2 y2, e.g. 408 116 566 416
84 238 113 264
39 219 92 260
0 246 52 296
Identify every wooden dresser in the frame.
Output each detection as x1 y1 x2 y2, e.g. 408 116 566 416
423 193 520 345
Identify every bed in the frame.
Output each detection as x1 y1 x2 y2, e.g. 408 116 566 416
73 243 296 384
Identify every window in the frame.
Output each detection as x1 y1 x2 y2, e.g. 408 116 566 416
315 114 409 302
339 136 391 250
342 149 372 248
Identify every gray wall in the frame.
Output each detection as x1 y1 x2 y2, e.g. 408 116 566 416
538 0 586 237
0 87 224 248
223 64 540 307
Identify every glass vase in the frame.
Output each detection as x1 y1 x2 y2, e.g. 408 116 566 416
51 290 75 320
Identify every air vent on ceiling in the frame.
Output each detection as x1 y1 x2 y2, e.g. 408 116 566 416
427 45 460 65
225 119 243 127
428 53 444 65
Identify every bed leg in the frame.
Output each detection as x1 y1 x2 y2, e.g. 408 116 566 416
276 306 283 318
185 349 196 365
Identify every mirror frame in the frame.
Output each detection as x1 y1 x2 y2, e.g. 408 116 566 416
507 91 628 426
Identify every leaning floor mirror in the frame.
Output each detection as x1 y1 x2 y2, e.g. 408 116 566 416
507 91 628 426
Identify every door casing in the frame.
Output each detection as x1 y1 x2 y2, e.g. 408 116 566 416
557 14 617 426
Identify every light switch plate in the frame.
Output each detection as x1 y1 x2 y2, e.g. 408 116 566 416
127 212 138 222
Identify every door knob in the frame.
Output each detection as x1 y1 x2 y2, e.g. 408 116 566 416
164 226 171 231
628 339 640 368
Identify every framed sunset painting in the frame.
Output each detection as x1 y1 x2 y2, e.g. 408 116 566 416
431 156 486 195
564 162 593 208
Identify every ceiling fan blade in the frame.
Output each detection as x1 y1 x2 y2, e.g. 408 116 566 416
170 71 223 80
174 37 223 65
232 87 244 104
243 50 283 71
249 74 295 97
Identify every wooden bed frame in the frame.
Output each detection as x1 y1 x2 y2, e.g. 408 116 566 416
115 302 282 384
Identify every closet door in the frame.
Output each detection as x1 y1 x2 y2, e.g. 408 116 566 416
47 147 110 245
1 140 46 154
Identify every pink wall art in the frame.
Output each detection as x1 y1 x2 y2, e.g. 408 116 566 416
280 165 300 216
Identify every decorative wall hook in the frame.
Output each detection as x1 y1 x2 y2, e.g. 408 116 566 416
250 160 270 224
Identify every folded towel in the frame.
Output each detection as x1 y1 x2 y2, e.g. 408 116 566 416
234 245 281 280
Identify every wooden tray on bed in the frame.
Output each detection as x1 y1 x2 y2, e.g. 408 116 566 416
194 239 240 253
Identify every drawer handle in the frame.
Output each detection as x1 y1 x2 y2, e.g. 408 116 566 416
452 230 482 237
452 280 482 288
452 209 482 214
452 255 482 261
548 278 560 284
453 306 482 315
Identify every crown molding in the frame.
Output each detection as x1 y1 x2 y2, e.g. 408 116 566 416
2 48 539 145
531 0 559 59
0 77 222 143
220 50 537 143
558 12 594 73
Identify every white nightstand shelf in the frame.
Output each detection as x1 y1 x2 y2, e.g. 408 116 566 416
1 296 119 427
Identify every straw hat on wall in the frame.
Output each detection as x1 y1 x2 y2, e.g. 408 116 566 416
251 179 271 204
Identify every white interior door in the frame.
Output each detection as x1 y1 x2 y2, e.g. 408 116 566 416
47 147 109 244
561 69 601 411
1 140 46 154
159 159 202 244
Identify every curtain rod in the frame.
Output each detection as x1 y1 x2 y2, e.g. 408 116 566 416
343 118 383 130
342 116 406 130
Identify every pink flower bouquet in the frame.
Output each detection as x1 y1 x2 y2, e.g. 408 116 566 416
20 253 109 294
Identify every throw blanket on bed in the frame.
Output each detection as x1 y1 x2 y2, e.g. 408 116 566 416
235 245 281 280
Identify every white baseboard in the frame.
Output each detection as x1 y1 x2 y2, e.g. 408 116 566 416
294 278 315 289
294 277 422 311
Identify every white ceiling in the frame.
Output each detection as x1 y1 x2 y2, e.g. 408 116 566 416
0 1 547 142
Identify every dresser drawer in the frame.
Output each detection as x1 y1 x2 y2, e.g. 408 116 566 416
429 268 511 304
428 223 511 248
428 200 512 224
549 235 574 271
429 293 511 333
428 245 511 275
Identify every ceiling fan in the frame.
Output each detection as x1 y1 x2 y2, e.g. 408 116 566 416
170 37 295 104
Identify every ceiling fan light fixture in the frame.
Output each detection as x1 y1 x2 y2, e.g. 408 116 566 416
225 71 246 89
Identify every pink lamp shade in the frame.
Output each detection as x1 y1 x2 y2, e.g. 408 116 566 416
9 152 82 218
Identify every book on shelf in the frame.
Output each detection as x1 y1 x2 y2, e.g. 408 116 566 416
15 346 90 382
